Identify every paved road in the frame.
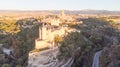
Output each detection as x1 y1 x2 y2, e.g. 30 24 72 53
92 51 102 67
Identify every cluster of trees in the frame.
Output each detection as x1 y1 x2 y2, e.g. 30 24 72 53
0 19 20 35
0 18 39 67
16 18 37 26
59 18 120 67
99 44 120 67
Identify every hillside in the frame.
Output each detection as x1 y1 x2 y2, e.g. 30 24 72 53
0 10 120 17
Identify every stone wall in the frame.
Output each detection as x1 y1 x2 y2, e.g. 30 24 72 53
35 40 50 49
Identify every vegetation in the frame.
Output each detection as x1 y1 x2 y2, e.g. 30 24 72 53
0 18 39 66
59 32 92 58
0 19 20 35
0 16 119 67
54 34 62 46
100 45 120 67
2 64 10 67
59 18 120 67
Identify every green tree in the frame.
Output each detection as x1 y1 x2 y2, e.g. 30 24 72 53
0 19 20 35
59 32 93 59
54 34 62 46
2 64 10 67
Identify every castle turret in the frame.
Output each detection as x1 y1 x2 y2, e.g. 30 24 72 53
39 23 47 40
39 26 42 40
41 23 47 40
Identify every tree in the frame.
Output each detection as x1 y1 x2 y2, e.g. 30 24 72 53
54 34 62 46
0 19 20 35
16 65 22 67
59 32 93 59
2 64 10 67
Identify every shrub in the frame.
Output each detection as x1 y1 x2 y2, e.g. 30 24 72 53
2 64 10 67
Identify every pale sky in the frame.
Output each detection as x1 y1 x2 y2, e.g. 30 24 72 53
0 0 119 11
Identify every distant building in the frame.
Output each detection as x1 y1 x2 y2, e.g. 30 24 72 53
50 19 60 26
58 10 74 22
0 31 7 35
42 16 61 26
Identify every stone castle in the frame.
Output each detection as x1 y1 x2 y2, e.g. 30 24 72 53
35 22 67 49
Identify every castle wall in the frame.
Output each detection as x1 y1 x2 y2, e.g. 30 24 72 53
35 40 50 49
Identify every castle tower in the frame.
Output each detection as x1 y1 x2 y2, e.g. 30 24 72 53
35 23 50 49
39 26 42 40
39 23 47 40
42 23 47 40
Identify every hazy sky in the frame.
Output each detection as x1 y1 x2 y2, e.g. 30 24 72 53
0 0 119 11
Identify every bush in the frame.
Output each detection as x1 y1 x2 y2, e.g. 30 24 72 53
16 65 22 67
54 34 62 46
59 32 93 59
2 64 10 67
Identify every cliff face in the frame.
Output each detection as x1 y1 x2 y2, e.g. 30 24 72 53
100 45 120 67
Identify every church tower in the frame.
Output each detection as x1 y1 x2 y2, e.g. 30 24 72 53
61 10 65 17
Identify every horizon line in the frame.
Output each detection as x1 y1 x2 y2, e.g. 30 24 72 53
0 9 120 12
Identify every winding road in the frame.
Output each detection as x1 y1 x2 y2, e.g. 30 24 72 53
92 50 102 67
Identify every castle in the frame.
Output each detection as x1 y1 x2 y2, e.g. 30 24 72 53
35 22 67 49
28 11 79 67
35 10 68 49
